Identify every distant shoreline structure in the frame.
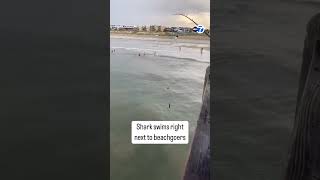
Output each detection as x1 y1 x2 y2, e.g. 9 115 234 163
109 24 210 35
110 31 210 40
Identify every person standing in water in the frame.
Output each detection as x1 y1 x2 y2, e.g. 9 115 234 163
200 47 204 55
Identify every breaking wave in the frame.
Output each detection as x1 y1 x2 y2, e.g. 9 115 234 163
111 46 210 63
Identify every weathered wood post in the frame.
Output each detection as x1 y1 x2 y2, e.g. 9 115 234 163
285 13 320 180
183 66 210 180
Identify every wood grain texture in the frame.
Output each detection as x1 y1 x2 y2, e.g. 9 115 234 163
183 66 211 180
286 13 320 180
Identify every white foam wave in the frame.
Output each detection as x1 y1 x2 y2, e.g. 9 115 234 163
111 46 210 63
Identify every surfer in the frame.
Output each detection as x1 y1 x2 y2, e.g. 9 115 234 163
169 103 171 109
200 48 203 55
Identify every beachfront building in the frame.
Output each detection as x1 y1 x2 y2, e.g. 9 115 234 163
149 25 157 32
166 27 193 33
140 25 150 32
162 26 193 33
110 25 138 31
171 27 179 32
156 26 165 32
139 26 146 31
111 24 200 34
163 27 173 32
110 25 123 30
121 25 138 31
179 27 193 33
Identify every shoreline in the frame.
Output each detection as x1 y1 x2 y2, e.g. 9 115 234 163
110 31 210 41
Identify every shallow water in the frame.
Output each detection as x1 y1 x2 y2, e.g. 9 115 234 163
111 36 210 63
110 37 209 180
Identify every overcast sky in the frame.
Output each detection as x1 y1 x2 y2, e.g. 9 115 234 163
111 0 210 27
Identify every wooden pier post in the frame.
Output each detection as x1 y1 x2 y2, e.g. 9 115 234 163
285 13 320 180
183 66 211 180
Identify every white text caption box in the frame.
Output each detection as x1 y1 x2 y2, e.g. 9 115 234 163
131 121 189 144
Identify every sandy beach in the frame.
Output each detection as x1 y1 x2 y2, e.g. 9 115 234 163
110 32 210 53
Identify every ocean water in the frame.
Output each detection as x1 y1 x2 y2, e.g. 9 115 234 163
110 36 209 180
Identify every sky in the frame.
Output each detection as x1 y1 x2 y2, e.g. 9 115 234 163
110 0 210 28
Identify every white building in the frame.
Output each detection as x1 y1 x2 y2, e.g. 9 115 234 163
110 25 138 31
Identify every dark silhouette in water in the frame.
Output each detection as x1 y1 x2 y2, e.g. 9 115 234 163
169 103 170 109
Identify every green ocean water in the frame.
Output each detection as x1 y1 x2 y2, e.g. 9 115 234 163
110 39 208 180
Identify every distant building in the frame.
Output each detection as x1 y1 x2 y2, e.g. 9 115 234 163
149 25 157 32
110 24 197 34
156 26 165 32
163 27 173 32
139 25 148 31
146 26 150 32
110 25 138 31
162 26 193 33
138 26 142 31
121 25 138 31
179 27 193 33
171 27 179 32
110 25 122 30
